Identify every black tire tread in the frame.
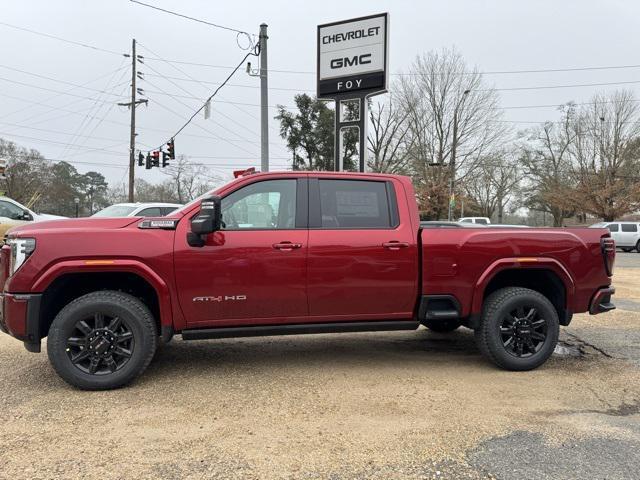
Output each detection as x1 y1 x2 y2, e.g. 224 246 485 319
47 290 157 390
475 286 559 371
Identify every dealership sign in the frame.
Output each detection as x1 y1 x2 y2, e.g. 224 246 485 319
317 13 389 98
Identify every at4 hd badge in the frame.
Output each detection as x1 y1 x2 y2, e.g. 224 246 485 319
193 295 247 303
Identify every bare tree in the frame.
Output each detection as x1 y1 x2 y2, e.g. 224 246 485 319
161 155 222 203
463 152 520 221
570 90 640 221
396 48 508 218
519 105 577 226
367 100 412 173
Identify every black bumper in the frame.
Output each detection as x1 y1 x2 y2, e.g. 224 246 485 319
589 287 616 315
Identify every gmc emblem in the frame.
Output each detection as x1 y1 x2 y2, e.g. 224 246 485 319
330 53 372 69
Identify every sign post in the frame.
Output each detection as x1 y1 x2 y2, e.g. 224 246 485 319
317 13 389 172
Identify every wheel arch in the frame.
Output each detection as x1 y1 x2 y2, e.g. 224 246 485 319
471 258 575 326
34 260 173 339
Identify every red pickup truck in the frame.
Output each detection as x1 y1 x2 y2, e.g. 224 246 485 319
0 171 615 389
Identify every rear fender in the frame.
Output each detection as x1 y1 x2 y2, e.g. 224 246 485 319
470 257 576 316
31 259 173 327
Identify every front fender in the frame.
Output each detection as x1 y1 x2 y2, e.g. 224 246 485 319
470 257 576 316
31 259 173 327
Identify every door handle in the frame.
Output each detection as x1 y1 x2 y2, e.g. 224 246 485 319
273 241 302 251
382 241 410 250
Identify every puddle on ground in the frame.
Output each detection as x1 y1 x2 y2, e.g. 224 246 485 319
554 343 582 357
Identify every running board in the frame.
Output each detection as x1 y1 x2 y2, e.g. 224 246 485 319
181 320 420 341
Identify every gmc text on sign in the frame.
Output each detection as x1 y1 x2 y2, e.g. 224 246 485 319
317 13 388 98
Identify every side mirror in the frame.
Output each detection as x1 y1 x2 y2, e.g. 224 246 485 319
188 196 221 247
21 210 34 221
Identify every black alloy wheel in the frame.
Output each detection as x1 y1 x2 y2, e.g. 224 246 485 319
475 287 559 371
499 305 547 358
66 313 134 375
48 290 157 390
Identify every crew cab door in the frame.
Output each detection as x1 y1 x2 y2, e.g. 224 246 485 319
306 177 417 320
174 177 308 327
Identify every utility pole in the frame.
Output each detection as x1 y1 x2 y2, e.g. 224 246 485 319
259 24 269 172
447 89 470 221
118 39 147 202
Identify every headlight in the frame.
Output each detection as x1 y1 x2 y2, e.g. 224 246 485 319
7 238 36 276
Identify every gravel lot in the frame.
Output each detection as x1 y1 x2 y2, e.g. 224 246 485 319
1 265 639 479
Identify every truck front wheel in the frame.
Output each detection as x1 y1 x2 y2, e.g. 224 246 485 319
47 291 157 390
475 287 559 371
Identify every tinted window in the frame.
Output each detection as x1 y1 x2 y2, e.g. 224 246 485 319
606 223 619 232
621 223 637 232
137 207 162 217
221 179 296 230
0 201 26 220
319 180 393 229
161 207 178 216
475 218 488 224
460 219 472 223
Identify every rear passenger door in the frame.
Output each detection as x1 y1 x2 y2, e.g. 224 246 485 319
306 177 417 321
619 223 637 247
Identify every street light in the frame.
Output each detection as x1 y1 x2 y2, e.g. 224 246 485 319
448 89 471 221
74 197 80 218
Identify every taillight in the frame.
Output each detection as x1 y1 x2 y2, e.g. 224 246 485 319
601 236 615 276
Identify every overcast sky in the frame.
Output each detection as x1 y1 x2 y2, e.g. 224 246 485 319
1 0 638 188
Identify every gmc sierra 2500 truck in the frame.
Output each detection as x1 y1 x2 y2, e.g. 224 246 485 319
0 171 616 390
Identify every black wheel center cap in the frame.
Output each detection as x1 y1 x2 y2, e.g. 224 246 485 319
89 330 115 356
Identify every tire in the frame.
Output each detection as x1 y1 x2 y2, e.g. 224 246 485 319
47 291 157 390
475 287 559 371
423 318 461 332
636 240 640 253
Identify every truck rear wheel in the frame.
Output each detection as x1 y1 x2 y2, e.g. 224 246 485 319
475 287 559 371
47 291 157 390
422 318 461 332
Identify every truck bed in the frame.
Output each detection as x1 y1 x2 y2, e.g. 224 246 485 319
420 227 611 319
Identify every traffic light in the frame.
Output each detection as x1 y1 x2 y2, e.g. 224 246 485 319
145 152 152 170
167 138 175 160
138 152 144 167
151 150 160 168
162 151 170 168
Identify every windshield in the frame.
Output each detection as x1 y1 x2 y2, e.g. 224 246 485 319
92 205 138 217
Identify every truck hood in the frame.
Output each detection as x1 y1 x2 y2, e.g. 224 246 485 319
7 217 140 236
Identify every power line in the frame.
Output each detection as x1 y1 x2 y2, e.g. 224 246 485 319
0 63 128 96
0 131 127 154
487 79 640 92
144 72 313 92
148 94 258 156
3 19 640 79
0 75 128 101
5 152 292 169
129 0 253 37
142 65 262 142
149 44 261 149
144 57 640 76
138 42 287 147
0 21 124 55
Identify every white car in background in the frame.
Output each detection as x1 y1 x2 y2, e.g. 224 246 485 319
459 216 491 225
0 196 66 236
590 221 640 252
0 196 65 222
92 202 182 218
